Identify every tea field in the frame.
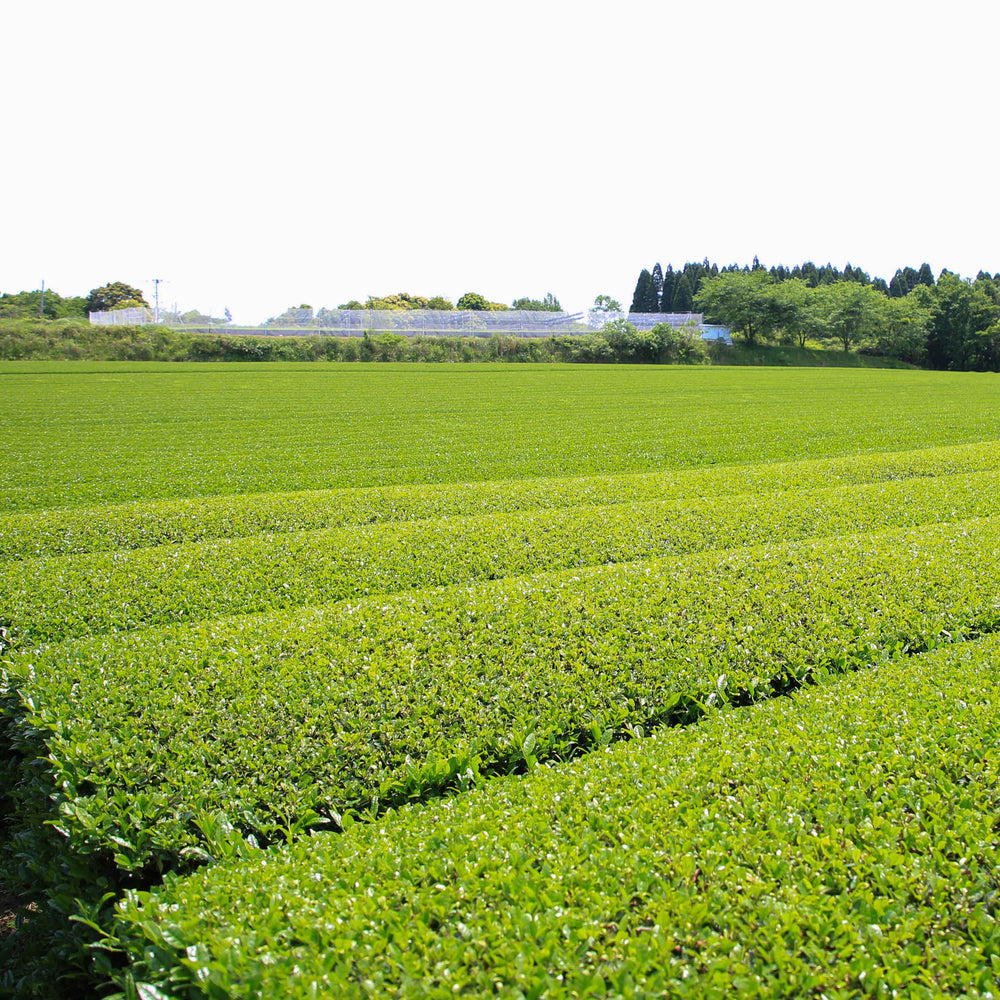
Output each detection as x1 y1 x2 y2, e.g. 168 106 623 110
1 362 999 998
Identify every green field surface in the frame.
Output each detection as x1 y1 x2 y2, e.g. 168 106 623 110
2 363 999 512
1 363 999 998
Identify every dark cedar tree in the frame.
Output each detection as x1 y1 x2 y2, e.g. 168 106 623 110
651 263 664 308
660 266 676 312
672 273 695 312
629 269 658 313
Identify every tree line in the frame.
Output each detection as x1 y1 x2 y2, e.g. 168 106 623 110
332 292 562 313
265 292 564 326
630 259 1000 370
6 270 1000 370
0 281 148 320
2 285 565 327
629 258 942 315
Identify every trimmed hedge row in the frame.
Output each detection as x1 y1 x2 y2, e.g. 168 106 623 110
111 632 1000 998
3 467 1000 644
4 516 1000 934
2 439 998 562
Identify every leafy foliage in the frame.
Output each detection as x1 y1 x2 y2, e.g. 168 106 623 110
694 270 779 346
926 271 1000 370
592 294 622 312
0 289 88 320
112 633 1000 997
819 281 887 351
636 258 1000 368
455 292 508 311
84 282 148 314
511 293 562 311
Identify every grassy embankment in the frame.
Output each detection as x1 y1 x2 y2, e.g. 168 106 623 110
0 317 914 366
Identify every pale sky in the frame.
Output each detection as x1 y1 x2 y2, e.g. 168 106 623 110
3 1 998 323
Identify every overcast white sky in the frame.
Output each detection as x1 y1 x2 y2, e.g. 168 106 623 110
3 1 997 322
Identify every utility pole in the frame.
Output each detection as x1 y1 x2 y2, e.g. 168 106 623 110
152 278 163 323
38 280 45 318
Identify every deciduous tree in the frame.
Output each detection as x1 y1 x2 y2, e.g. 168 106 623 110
818 282 885 352
693 270 778 346
85 282 148 314
511 293 562 312
592 294 623 313
771 279 817 347
926 271 998 369
457 292 507 311
867 293 930 364
0 289 87 319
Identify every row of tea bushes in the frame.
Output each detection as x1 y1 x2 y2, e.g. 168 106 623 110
110 632 1000 998
3 439 998 561
4 516 1000 940
4 467 1000 644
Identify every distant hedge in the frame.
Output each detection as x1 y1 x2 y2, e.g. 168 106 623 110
0 319 911 367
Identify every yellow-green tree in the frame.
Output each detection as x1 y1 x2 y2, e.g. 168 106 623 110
85 282 148 314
